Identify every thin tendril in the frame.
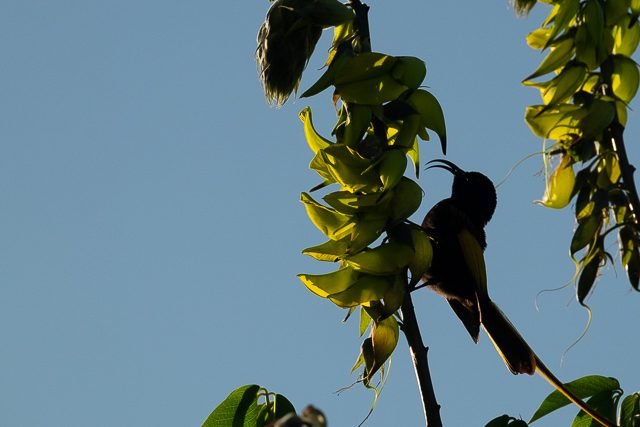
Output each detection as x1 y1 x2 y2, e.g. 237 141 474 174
496 151 545 189
560 302 593 367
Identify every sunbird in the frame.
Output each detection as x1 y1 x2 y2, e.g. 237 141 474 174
420 159 615 427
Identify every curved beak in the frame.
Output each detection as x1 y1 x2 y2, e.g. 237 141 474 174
425 158 464 176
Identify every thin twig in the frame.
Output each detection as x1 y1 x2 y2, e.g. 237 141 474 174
400 291 443 427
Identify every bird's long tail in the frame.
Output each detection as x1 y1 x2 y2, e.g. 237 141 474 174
480 299 616 427
479 299 536 375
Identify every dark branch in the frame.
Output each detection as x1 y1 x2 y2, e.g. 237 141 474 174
601 57 640 226
348 0 371 53
400 291 443 427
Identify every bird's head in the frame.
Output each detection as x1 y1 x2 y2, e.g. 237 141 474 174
426 159 497 227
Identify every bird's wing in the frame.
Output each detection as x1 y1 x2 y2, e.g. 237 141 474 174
456 227 488 298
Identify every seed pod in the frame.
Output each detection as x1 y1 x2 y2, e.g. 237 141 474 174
256 0 322 106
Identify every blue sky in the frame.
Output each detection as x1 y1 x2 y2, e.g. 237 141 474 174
1 1 638 426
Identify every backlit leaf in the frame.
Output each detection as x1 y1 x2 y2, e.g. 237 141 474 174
300 107 332 154
302 239 350 262
542 64 587 105
344 241 414 275
579 100 615 138
390 177 423 221
328 274 392 307
525 38 575 81
406 89 447 154
301 192 353 240
545 0 580 48
359 306 372 336
381 274 405 316
613 17 640 56
320 145 381 193
298 266 359 298
333 52 397 86
612 55 640 103
323 190 387 215
369 316 399 377
528 27 554 49
336 74 408 105
525 104 587 140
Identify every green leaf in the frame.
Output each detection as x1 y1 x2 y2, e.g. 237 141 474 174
612 55 640 103
485 415 529 427
301 192 353 240
570 392 618 427
344 241 414 275
408 227 433 281
584 0 605 48
579 100 615 138
575 26 599 70
605 0 630 26
619 227 640 290
544 0 580 49
302 239 350 261
406 89 447 154
323 190 387 215
390 56 427 89
301 48 351 99
526 38 575 81
368 316 399 377
542 64 587 105
298 266 359 298
300 107 332 154
320 144 381 193
617 99 628 126
360 337 375 377
202 384 260 427
379 149 408 191
528 27 554 50
530 376 620 423
390 115 420 149
342 103 373 147
255 394 296 427
525 104 587 140
571 215 600 254
620 393 640 427
336 74 408 105
328 274 392 307
271 394 296 422
407 131 420 177
390 177 423 221
381 274 405 315
359 306 372 336
578 250 602 303
613 17 640 56
348 213 388 253
333 52 398 86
